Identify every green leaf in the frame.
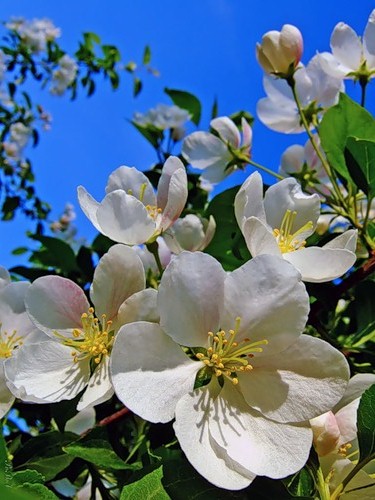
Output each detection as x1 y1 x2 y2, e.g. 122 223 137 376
164 88 201 125
143 45 151 65
0 422 13 486
133 77 142 97
11 247 28 256
357 384 375 461
284 467 316 498
11 470 45 486
121 466 170 500
345 137 375 197
29 235 78 273
64 439 141 471
319 93 375 182
130 120 164 149
15 484 58 500
204 186 250 271
0 485 38 500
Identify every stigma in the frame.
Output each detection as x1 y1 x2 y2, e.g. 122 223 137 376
273 209 313 253
195 317 268 385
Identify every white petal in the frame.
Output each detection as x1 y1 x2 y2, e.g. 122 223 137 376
363 10 375 69
160 166 188 230
105 166 156 206
77 356 113 411
331 22 362 72
110 322 200 423
234 171 267 227
0 361 14 418
284 246 356 282
318 51 350 78
26 276 90 338
211 117 240 147
264 177 320 233
182 132 231 169
158 252 225 347
0 267 10 289
239 335 349 423
241 118 252 148
96 190 156 245
333 373 375 413
199 161 232 184
5 341 90 403
241 217 281 257
77 186 101 232
221 254 308 355
91 244 145 321
335 399 360 445
256 97 301 134
209 381 312 478
157 156 186 210
174 381 255 490
65 407 96 435
280 144 305 176
0 282 34 337
324 229 357 252
117 288 159 327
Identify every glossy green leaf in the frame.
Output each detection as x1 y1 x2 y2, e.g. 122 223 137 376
143 45 151 65
121 466 170 499
164 88 201 125
11 470 45 486
357 384 375 461
29 235 78 273
345 137 375 197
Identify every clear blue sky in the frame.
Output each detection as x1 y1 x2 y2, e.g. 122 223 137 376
1 0 375 268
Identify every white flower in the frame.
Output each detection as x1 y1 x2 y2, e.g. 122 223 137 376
78 156 188 245
257 54 344 133
0 267 44 418
133 104 191 132
163 214 216 253
111 251 350 490
50 55 78 96
311 374 375 498
7 17 61 53
5 244 158 410
319 9 375 80
133 237 172 274
234 172 358 282
182 116 252 184
256 24 303 76
3 122 32 161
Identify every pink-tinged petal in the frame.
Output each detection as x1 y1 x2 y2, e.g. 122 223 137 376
116 288 159 327
239 335 349 423
283 246 356 282
157 156 186 210
158 252 225 347
111 322 200 423
364 10 375 68
4 341 90 403
256 98 301 134
234 171 267 227
105 166 156 206
241 217 281 257
0 361 14 418
182 131 231 169
333 373 375 413
279 24 303 65
241 118 252 149
77 186 101 232
221 255 308 356
209 382 312 478
324 229 357 252
77 356 113 411
264 177 320 233
91 244 145 321
310 411 341 456
26 276 90 338
331 22 362 72
174 380 256 490
211 117 241 148
335 399 360 445
160 167 188 230
96 190 156 245
0 267 10 290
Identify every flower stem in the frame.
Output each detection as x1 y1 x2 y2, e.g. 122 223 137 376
147 240 164 275
248 159 284 180
360 77 368 107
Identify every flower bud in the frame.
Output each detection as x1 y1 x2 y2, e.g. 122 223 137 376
256 24 303 77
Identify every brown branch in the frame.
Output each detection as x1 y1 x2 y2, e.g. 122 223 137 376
97 406 130 427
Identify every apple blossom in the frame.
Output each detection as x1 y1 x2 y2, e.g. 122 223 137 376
111 251 350 490
50 54 78 96
256 24 303 77
133 104 191 137
257 53 344 133
5 244 158 410
182 116 252 184
2 122 32 161
77 156 188 245
6 17 61 53
163 214 216 253
319 9 375 81
234 172 358 282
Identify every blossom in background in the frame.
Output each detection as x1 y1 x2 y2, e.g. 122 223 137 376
234 172 357 282
0 267 45 418
182 116 252 184
256 24 303 77
163 214 216 253
133 104 191 141
50 54 78 96
257 53 344 133
78 156 188 245
311 374 375 499
6 17 61 53
111 251 350 490
2 122 32 161
5 244 158 410
319 9 375 80
133 236 172 275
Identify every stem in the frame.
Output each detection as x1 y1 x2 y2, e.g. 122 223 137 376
331 453 375 499
248 159 284 180
146 240 164 275
360 78 367 107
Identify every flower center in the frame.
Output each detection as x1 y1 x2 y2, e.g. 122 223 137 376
273 209 313 253
145 204 162 221
195 317 268 385
0 324 23 358
55 307 114 365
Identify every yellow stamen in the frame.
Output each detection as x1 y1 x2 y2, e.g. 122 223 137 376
0 324 23 358
272 209 313 253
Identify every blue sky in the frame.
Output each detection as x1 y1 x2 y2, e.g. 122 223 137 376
1 0 374 268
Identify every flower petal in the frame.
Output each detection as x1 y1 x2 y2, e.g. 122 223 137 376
160 165 188 230
96 190 156 245
90 244 145 321
330 22 362 72
241 217 281 257
209 381 312 478
110 322 200 423
256 97 301 133
26 276 90 338
363 9 375 69
221 254 308 355
323 229 357 252
234 171 267 227
116 288 159 327
65 407 96 435
211 117 240 147
77 186 101 232
182 132 231 169
158 252 225 347
239 334 350 423
0 282 34 337
77 356 113 411
157 156 186 210
0 361 14 418
0 267 10 289
174 380 255 490
105 166 156 206
333 373 375 413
